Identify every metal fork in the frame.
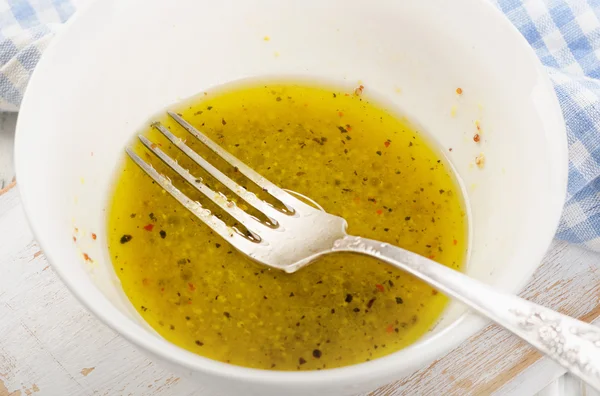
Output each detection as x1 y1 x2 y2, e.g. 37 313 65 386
128 111 600 389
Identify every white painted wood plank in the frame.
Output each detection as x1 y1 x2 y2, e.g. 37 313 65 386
500 358 565 396
537 378 561 396
0 304 85 395
562 375 587 396
584 381 600 396
535 374 599 396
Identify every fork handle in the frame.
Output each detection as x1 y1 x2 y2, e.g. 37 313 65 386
333 235 600 391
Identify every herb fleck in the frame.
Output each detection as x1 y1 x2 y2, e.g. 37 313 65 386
366 298 376 309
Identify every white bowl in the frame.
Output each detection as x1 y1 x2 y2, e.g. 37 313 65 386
15 0 568 394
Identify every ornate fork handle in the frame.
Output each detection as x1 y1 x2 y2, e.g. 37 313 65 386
333 235 600 390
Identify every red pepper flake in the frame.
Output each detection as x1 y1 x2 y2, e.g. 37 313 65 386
188 283 196 292
473 134 480 143
453 239 458 245
161 287 165 292
338 111 344 117
456 87 463 95
384 141 391 148
428 254 436 259
91 233 97 240
354 85 364 96
346 124 352 131
143 223 154 231
432 289 439 295
83 253 92 262
142 278 150 286
375 284 385 292
150 143 157 149
73 236 77 242
386 324 394 333
376 209 383 215
188 300 192 304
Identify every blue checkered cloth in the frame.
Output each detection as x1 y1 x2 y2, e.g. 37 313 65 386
0 0 77 111
1 0 600 251
492 0 600 251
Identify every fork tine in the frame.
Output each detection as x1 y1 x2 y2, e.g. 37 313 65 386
153 121 299 222
126 148 261 248
138 135 275 236
167 111 313 215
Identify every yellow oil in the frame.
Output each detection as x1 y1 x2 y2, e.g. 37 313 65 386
107 81 467 371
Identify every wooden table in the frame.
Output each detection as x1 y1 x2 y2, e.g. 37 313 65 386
1 112 599 396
